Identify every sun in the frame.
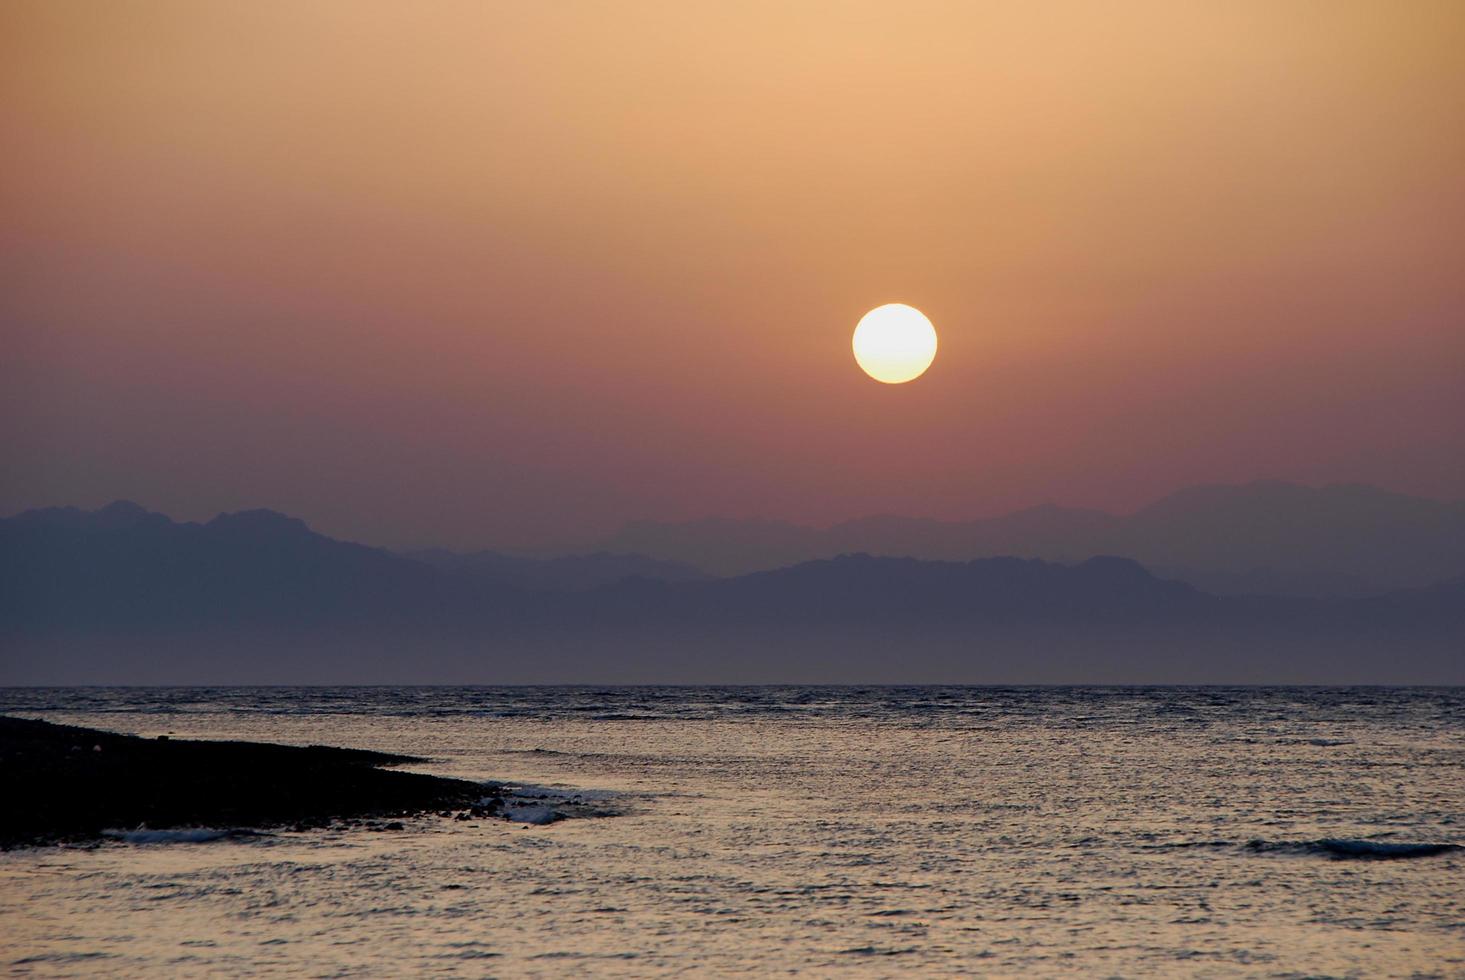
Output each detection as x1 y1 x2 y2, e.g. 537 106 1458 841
852 304 938 384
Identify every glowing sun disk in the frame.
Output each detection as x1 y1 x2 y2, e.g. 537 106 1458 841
852 304 937 384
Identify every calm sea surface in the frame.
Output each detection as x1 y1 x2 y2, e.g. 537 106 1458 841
1 686 1462 977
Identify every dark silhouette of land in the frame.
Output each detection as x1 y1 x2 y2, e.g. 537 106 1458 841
405 547 709 591
0 715 493 848
2 491 1462 684
598 481 1465 592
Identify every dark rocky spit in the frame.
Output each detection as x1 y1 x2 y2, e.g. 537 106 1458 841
0 715 499 848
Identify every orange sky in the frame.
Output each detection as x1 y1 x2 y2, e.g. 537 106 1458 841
3 1 1463 549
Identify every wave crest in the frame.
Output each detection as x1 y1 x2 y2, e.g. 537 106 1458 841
1245 838 1461 860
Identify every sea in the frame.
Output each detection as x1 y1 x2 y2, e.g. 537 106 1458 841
1 686 1461 977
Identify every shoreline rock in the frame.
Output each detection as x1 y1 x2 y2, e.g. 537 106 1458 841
0 715 495 848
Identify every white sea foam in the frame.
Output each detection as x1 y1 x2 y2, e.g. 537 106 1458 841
492 782 619 824
1240 837 1463 859
501 805 562 826
101 828 262 844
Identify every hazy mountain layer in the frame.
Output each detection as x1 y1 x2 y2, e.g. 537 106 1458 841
2 500 1461 684
403 548 709 591
598 481 1465 591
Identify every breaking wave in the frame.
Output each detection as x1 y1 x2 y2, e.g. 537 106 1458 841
101 828 268 845
1244 838 1461 860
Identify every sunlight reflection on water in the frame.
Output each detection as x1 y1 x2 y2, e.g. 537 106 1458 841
2 686 1462 976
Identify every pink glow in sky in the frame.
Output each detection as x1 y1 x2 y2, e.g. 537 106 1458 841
3 1 1463 548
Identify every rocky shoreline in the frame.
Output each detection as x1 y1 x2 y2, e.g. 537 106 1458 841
0 715 499 848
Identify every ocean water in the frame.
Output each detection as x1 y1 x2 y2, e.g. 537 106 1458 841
1 686 1462 977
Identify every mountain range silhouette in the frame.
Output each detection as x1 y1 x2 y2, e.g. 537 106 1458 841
598 481 1465 591
2 484 1461 684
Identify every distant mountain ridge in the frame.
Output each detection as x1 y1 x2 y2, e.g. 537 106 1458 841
403 548 708 592
0 500 483 630
598 481 1465 593
1 496 1462 684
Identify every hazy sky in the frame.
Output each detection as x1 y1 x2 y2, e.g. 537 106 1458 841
4 1 1463 549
